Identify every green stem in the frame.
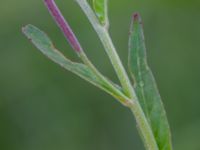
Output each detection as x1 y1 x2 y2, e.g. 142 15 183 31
75 1 159 150
129 101 159 150
75 0 134 98
78 51 132 107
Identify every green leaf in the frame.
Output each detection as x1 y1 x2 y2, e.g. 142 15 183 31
22 24 130 105
93 0 108 26
22 24 112 95
22 24 99 84
128 13 173 150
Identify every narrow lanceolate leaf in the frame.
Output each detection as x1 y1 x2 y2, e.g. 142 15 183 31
22 24 127 105
128 13 173 150
22 24 98 84
93 0 109 27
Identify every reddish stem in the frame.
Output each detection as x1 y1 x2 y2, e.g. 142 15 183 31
44 0 82 52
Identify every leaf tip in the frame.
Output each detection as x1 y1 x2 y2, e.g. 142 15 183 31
132 12 142 24
21 25 27 34
22 24 33 32
22 24 32 38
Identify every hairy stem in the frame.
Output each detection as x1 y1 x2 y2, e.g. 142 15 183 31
75 0 159 150
75 0 134 98
129 101 159 150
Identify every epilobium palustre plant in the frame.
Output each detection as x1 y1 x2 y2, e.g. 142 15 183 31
22 0 173 150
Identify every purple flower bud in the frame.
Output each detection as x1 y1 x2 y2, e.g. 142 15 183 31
44 0 82 52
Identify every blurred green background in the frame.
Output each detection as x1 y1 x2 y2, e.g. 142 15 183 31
0 0 200 150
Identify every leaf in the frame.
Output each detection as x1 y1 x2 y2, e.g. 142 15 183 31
128 13 173 150
93 0 108 26
22 24 127 104
22 24 100 85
